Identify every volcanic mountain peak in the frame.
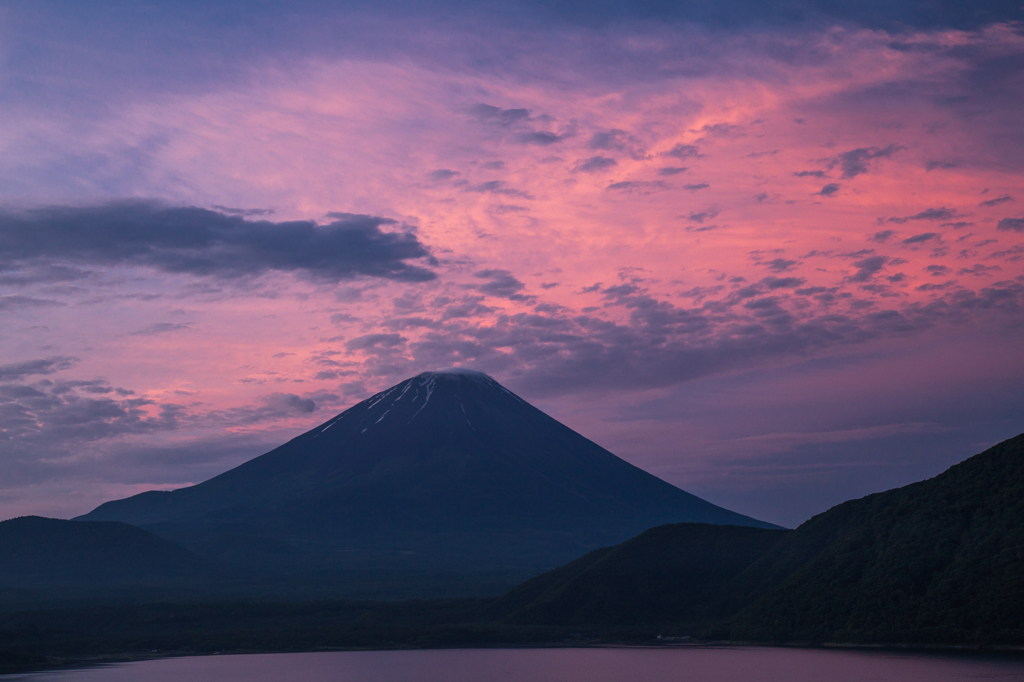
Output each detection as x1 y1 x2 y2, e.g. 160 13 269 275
313 367 524 437
79 368 776 597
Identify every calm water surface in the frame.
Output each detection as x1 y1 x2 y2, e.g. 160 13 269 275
7 647 1024 682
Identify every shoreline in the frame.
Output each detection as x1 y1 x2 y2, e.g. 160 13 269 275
6 638 1024 677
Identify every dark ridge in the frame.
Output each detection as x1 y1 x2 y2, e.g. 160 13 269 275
494 433 1024 645
730 432 1024 644
495 522 787 627
0 516 214 605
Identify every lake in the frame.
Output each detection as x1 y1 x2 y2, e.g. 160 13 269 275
7 647 1024 682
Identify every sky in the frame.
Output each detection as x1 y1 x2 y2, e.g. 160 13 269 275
0 0 1022 528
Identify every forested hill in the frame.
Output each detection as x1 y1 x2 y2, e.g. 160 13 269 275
498 433 1024 645
729 432 1024 643
0 517 214 605
495 523 787 627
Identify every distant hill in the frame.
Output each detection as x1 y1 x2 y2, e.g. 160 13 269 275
0 516 213 605
78 369 776 597
496 523 786 627
497 433 1024 645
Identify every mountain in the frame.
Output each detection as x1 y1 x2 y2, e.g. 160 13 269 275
497 433 1024 645
78 369 775 597
730 432 1024 644
0 516 213 605
496 522 786 628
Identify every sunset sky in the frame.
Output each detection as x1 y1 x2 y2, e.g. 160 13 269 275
1 0 1022 527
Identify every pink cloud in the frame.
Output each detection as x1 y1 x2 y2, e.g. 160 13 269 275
0 19 1022 522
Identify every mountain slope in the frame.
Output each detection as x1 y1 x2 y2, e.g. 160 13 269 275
0 516 213 604
496 522 787 627
730 432 1024 644
79 370 775 596
494 433 1024 644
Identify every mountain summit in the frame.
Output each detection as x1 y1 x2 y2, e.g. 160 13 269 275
80 369 775 596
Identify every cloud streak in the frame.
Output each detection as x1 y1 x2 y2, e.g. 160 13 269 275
0 202 435 283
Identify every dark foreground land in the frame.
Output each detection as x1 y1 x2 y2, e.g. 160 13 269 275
3 434 1024 674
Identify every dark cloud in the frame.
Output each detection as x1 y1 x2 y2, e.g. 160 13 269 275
465 181 534 198
0 357 77 382
887 207 957 223
688 209 719 223
833 144 903 178
917 281 951 291
0 295 63 312
902 232 940 245
382 316 443 331
925 160 960 171
264 392 316 414
696 122 740 138
658 166 688 176
663 144 702 159
762 276 807 289
684 183 710 191
870 230 896 243
794 170 826 178
815 183 841 196
997 218 1024 232
849 256 887 281
200 390 336 428
958 264 1001 276
0 264 92 286
989 244 1024 259
129 322 190 336
795 286 834 295
471 104 530 125
572 156 618 173
980 194 1013 207
345 333 407 351
765 258 798 272
589 129 628 150
392 291 425 313
384 276 1024 405
0 201 435 283
492 204 528 214
429 169 460 180
211 205 274 217
440 296 495 320
0 378 182 457
514 130 569 145
475 269 533 301
606 180 668 193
